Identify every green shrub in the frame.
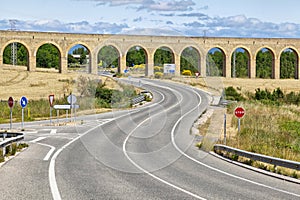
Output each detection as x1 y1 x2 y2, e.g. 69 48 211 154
11 143 17 156
225 86 245 101
154 72 163 79
182 70 192 76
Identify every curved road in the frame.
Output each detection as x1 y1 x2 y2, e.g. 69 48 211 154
0 79 299 199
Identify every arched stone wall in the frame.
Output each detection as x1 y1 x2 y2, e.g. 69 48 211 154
1 30 300 79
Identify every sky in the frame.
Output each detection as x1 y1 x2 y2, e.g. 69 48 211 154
1 0 300 38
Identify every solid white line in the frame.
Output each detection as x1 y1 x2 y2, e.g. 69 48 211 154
42 145 56 161
123 85 207 200
48 95 166 200
33 141 56 161
48 81 181 200
30 137 46 143
171 88 300 198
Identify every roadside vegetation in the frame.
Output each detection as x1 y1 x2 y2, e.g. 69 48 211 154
0 143 29 164
215 87 300 178
224 87 300 162
0 75 139 123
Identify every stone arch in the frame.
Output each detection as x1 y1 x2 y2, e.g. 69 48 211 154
180 46 201 75
67 43 92 73
1 40 30 69
97 44 121 73
153 46 175 75
125 45 148 75
206 47 226 77
279 47 299 79
231 47 251 78
35 42 62 73
255 47 275 79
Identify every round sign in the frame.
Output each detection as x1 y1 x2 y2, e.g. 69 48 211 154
20 96 28 108
67 94 77 104
8 97 14 108
234 107 245 118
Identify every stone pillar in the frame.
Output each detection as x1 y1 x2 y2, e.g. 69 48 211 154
28 52 36 72
174 54 181 76
296 57 300 79
200 54 206 77
249 57 256 78
0 52 3 66
90 51 98 74
120 54 127 74
225 55 231 78
60 55 68 74
273 57 280 79
146 53 154 77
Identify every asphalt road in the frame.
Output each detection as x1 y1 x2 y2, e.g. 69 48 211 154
0 78 299 200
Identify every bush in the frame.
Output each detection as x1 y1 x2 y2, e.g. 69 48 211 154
154 66 163 72
182 70 192 76
11 143 17 156
225 86 245 101
154 72 163 79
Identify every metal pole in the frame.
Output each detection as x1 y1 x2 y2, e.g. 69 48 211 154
50 107 52 125
10 108 12 130
21 108 24 129
238 118 241 133
224 114 227 145
57 110 59 124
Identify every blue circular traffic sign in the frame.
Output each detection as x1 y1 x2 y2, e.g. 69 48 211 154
20 96 28 108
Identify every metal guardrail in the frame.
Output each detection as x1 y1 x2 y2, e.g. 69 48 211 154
0 132 24 156
131 95 145 105
214 144 300 171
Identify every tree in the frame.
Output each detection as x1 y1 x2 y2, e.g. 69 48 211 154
36 44 60 69
126 46 146 67
232 50 249 78
280 50 296 79
98 46 119 68
256 49 273 78
3 43 28 66
154 47 173 66
181 47 199 74
206 49 224 76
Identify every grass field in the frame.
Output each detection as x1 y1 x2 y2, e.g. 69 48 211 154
0 65 119 101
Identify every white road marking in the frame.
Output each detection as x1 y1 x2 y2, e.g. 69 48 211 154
30 137 46 143
171 87 300 198
50 129 57 134
123 87 207 200
36 143 56 161
30 137 56 161
48 83 173 200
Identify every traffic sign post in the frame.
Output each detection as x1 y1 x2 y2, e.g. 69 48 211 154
67 94 77 122
20 96 28 130
234 106 245 133
8 97 14 130
49 95 55 124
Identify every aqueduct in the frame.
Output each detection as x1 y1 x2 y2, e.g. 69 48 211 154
1 30 300 79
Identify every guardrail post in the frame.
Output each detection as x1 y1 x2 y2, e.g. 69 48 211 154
2 146 5 157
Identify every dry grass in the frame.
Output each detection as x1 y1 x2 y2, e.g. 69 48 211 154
170 76 300 97
0 65 119 101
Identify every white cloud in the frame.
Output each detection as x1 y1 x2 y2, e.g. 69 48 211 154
80 0 196 12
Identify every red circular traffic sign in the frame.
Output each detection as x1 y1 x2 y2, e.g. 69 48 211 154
234 106 245 118
8 96 14 108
